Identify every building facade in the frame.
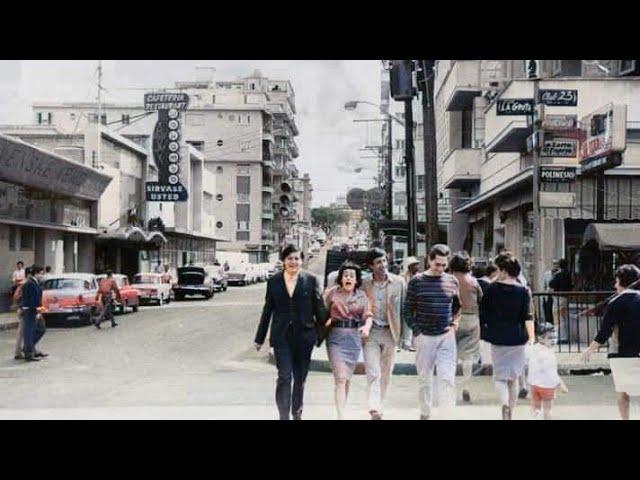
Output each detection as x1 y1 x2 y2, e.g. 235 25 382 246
435 60 640 289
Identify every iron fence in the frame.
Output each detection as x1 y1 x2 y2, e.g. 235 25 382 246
532 291 613 353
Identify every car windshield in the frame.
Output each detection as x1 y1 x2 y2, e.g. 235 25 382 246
42 278 91 290
134 275 159 284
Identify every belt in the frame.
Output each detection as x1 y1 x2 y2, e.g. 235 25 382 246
372 323 390 329
332 319 361 329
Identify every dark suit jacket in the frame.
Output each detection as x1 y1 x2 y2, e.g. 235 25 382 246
254 271 326 348
20 277 42 310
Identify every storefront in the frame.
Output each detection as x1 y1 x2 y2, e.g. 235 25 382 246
0 133 111 311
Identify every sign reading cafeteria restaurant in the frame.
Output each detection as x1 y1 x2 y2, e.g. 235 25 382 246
496 98 535 116
145 92 189 202
540 137 578 158
540 166 577 183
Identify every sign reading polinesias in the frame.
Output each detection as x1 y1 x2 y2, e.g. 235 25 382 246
579 104 627 174
145 93 189 202
539 89 578 107
144 93 190 111
496 98 535 116
540 166 577 183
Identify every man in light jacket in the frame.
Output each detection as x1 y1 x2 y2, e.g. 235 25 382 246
361 247 406 420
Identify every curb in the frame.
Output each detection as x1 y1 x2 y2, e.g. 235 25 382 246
268 353 610 376
0 321 18 331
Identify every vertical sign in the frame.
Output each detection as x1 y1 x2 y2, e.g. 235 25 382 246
144 93 190 201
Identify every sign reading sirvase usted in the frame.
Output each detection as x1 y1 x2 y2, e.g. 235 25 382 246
145 92 189 202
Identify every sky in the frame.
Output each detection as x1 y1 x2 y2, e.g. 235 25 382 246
0 60 385 207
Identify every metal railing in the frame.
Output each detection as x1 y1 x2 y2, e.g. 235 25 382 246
531 291 613 353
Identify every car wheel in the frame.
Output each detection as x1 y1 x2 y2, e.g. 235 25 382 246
223 285 228 292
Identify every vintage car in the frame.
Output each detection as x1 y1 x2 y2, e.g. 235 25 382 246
132 273 172 306
206 265 228 293
40 273 102 324
95 274 140 314
173 266 215 300
226 262 252 286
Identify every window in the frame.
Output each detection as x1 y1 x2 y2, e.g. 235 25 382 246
100 114 107 125
20 227 34 251
396 139 405 150
121 114 130 125
552 60 582 77
395 166 406 177
236 231 250 241
251 83 255 90
417 175 425 191
237 176 250 195
36 112 52 125
229 115 235 122
461 109 473 148
619 60 637 76
9 225 17 251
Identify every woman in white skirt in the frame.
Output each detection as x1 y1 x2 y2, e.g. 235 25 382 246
583 264 640 420
480 252 535 420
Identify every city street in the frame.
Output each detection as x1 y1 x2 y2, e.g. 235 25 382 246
0 251 628 420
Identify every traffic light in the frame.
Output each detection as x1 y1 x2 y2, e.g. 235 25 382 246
279 181 293 218
390 60 415 101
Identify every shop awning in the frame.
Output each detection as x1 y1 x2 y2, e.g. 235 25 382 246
97 226 167 247
583 223 640 250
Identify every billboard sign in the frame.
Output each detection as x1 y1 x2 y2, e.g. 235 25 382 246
579 104 627 173
539 89 578 107
145 93 189 202
496 98 535 116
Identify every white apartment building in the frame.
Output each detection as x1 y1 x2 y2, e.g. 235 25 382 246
435 60 640 289
32 69 301 263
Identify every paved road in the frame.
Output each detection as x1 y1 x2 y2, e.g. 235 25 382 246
0 249 630 419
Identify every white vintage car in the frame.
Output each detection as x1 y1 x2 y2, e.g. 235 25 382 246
131 273 172 306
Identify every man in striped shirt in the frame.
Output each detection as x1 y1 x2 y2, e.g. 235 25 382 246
404 244 461 420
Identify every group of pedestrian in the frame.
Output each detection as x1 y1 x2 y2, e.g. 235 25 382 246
10 262 48 362
255 242 576 420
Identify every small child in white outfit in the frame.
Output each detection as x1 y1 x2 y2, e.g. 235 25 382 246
526 323 569 420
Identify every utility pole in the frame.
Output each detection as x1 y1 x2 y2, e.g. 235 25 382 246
532 78 543 291
386 117 393 220
404 98 417 256
417 60 439 251
96 60 103 170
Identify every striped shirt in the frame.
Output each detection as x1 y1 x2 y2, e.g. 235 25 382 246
404 273 460 336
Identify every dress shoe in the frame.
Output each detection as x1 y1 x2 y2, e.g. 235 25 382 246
518 388 528 399
370 411 382 420
420 415 430 420
14 354 24 360
94 322 101 329
111 322 118 327
462 390 471 403
34 352 49 358
293 410 302 420
24 356 41 362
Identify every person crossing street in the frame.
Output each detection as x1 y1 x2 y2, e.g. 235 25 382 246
95 270 121 329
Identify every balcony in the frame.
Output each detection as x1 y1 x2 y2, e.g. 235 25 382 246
263 160 276 170
262 184 274 194
262 207 274 220
441 148 481 189
440 61 482 112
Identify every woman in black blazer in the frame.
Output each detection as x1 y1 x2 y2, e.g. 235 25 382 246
254 244 326 420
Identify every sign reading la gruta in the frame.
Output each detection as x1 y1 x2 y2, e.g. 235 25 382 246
496 98 535 116
145 92 189 202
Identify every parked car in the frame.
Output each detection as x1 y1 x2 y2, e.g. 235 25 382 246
95 274 140 314
132 273 172 306
40 273 102 324
227 263 252 286
257 263 270 282
267 260 282 279
173 266 215 300
207 265 228 292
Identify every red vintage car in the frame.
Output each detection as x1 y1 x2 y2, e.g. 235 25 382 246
96 274 140 314
40 273 102 324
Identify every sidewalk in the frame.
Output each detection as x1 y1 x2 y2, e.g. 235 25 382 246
0 311 18 331
270 343 610 376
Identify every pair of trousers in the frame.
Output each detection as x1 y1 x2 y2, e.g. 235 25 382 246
400 317 413 348
96 292 115 325
273 330 314 420
363 327 396 413
22 308 38 356
15 311 24 356
415 330 457 418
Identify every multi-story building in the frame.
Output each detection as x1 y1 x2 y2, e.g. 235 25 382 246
32 69 301 263
435 60 640 289
0 127 112 311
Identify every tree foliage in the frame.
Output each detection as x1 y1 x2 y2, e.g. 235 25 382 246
311 207 349 229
